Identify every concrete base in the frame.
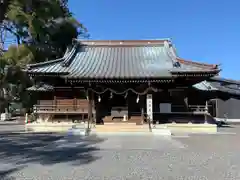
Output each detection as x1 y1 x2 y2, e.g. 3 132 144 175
93 123 150 133
25 122 87 133
67 128 86 136
26 122 216 135
156 123 217 133
151 128 171 136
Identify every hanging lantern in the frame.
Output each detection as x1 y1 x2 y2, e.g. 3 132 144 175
124 92 128 99
98 95 101 102
110 92 113 99
85 90 89 100
136 95 139 103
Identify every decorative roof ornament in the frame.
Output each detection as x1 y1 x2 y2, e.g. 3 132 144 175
163 40 180 68
173 61 181 68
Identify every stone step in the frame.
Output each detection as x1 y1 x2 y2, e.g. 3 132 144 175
93 128 150 133
97 124 149 129
93 124 150 132
95 127 149 130
152 128 172 136
104 122 137 125
102 123 141 127
94 129 150 132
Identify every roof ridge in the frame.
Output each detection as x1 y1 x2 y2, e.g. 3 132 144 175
74 38 171 41
27 46 73 69
61 44 79 67
164 41 182 68
162 41 178 68
27 58 64 69
73 39 169 46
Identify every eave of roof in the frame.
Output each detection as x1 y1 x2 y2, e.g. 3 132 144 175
27 83 54 92
26 44 78 75
210 81 240 96
193 77 240 96
210 76 240 85
176 58 219 70
26 39 220 79
193 81 218 91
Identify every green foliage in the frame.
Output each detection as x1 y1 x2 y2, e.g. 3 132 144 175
3 0 88 61
1 44 34 67
0 0 88 112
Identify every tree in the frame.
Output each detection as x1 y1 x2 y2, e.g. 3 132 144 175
0 44 33 112
0 0 8 23
3 0 88 61
0 0 88 112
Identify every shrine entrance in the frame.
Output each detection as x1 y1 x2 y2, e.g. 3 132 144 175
110 94 128 122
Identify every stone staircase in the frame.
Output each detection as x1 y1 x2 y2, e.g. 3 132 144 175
92 123 150 133
103 116 143 125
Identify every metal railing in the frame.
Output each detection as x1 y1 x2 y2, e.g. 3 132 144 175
144 104 214 132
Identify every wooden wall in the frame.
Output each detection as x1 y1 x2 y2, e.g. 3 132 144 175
216 98 240 119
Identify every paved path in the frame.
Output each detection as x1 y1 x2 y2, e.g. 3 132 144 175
0 125 239 179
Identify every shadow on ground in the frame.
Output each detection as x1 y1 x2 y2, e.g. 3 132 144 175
218 125 234 128
0 166 26 180
0 133 105 166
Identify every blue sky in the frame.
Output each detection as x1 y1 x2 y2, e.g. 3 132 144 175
69 0 240 79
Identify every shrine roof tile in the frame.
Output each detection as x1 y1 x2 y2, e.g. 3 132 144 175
26 39 220 79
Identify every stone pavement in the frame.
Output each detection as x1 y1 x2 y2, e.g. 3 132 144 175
0 123 25 134
0 125 239 179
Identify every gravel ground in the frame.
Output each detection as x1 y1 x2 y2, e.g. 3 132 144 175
0 125 239 180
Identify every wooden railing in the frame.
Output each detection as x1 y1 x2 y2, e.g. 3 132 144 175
171 105 211 114
34 99 93 114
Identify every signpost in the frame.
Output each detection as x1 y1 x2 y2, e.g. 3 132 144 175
146 94 153 122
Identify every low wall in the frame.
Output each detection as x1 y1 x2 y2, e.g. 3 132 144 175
155 123 217 133
215 118 240 124
26 122 217 134
25 122 87 132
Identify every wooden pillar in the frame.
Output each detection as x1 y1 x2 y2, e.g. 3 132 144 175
53 95 57 111
215 99 219 118
140 95 145 125
74 97 77 111
87 90 93 131
204 100 208 124
184 96 188 110
95 100 99 124
184 96 191 123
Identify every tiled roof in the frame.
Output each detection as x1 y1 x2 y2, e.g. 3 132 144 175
27 39 220 79
193 81 218 91
193 77 240 96
209 80 240 96
26 45 76 74
27 84 54 91
211 76 240 85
